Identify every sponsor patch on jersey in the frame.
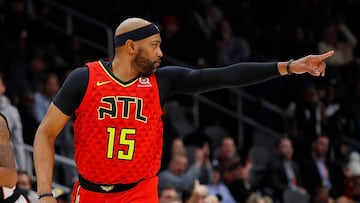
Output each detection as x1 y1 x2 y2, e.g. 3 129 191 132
137 77 152 87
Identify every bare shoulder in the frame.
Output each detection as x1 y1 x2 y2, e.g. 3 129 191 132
0 114 10 143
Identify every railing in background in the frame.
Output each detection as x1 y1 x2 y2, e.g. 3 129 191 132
24 144 75 193
28 0 114 58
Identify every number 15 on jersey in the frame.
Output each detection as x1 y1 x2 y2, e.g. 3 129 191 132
106 127 136 160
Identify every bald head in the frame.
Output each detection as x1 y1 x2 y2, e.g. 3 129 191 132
114 17 160 48
115 17 152 36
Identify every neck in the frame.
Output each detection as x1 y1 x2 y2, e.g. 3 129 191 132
111 58 139 82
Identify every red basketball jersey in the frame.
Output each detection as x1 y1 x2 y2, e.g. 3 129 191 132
73 60 163 184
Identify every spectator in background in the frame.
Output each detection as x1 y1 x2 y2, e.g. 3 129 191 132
161 136 187 171
300 135 345 202
180 0 222 67
184 131 213 184
158 185 181 203
227 159 258 203
264 137 307 203
17 170 38 203
285 80 327 162
213 136 240 183
7 51 48 102
318 81 342 141
158 152 204 193
0 73 27 172
61 34 86 68
214 18 252 66
317 18 357 67
205 164 237 203
158 15 185 64
33 72 59 123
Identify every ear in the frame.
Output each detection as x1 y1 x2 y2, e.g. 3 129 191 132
125 40 136 53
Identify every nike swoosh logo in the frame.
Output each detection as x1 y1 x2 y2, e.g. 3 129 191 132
96 81 112 86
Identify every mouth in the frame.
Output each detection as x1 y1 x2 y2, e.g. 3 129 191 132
154 60 161 67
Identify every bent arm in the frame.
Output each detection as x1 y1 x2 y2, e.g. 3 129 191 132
0 116 17 187
33 103 71 195
0 143 17 187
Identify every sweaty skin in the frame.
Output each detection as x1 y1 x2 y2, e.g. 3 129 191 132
0 114 17 187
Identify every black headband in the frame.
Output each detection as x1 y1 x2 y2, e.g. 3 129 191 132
114 23 160 48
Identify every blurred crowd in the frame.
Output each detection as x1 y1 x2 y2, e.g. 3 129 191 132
1 0 360 203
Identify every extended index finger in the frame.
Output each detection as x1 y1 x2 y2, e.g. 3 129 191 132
316 50 334 60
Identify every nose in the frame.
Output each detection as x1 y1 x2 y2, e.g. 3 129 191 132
157 48 163 58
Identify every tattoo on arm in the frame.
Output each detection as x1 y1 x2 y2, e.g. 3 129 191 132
0 144 16 169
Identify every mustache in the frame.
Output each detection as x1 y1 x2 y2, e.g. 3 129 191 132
155 58 161 64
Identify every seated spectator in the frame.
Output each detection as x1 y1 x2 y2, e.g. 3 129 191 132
227 159 259 203
33 72 59 123
161 136 186 171
214 18 252 66
184 131 214 184
263 137 307 202
284 80 327 162
212 136 240 183
300 135 345 201
159 185 181 203
158 152 204 192
205 164 237 203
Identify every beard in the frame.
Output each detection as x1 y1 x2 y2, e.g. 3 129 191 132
133 49 158 74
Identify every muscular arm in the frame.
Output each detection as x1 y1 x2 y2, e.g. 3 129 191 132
156 62 280 105
33 103 71 195
0 114 17 187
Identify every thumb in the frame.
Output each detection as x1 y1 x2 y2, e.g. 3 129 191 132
194 179 200 187
316 50 334 61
